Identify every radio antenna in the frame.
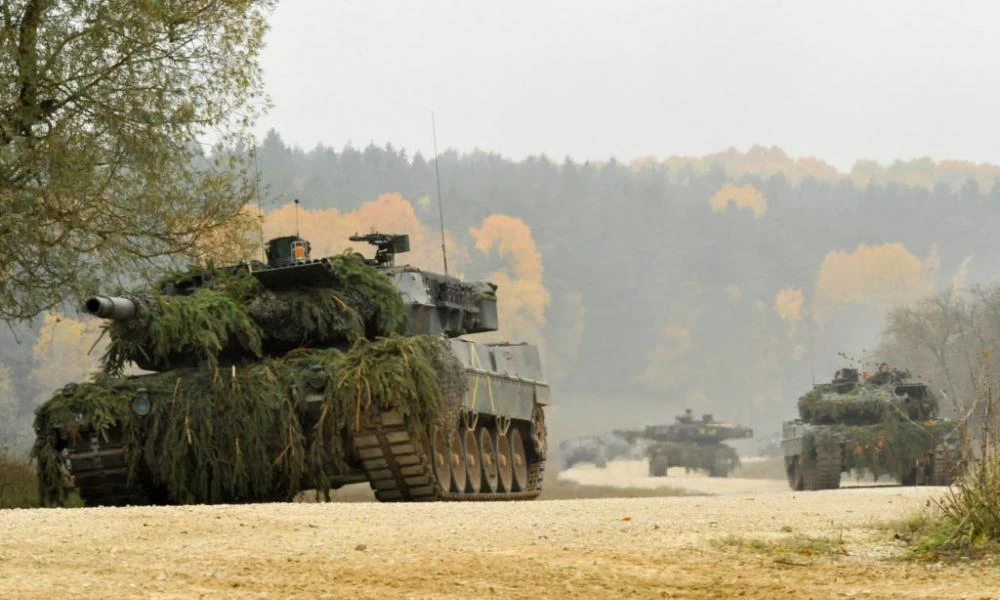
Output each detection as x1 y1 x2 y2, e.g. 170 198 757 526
294 198 300 237
253 139 265 260
431 111 449 275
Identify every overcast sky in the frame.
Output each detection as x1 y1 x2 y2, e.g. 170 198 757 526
258 0 999 170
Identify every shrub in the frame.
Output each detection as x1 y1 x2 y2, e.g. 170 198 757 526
0 453 40 509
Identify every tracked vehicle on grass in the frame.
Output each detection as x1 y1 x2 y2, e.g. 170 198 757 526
34 233 549 505
781 367 960 491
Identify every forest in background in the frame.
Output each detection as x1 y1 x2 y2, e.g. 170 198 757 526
4 134 1000 453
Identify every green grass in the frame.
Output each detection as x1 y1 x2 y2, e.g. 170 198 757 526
715 533 847 559
879 449 1000 562
881 506 1000 562
0 455 40 509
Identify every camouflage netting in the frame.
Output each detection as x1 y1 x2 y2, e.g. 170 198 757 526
33 335 465 506
804 419 958 480
102 252 407 373
797 384 940 425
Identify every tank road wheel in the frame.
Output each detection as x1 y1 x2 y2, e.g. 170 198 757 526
448 429 468 494
494 430 514 493
785 456 804 491
429 427 452 494
463 428 483 493
509 428 530 492
478 426 500 493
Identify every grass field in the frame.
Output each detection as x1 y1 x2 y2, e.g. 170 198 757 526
0 455 39 509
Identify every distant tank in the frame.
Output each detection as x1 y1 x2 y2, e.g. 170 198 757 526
781 365 961 491
33 233 550 505
623 410 753 477
559 431 642 469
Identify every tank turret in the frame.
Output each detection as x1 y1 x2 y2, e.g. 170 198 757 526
349 232 499 337
34 232 550 506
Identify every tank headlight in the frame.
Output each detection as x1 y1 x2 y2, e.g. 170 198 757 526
132 388 151 416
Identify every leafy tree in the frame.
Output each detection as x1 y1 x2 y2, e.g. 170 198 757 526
0 0 274 321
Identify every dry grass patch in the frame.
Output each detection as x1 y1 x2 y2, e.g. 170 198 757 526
539 478 703 500
715 533 848 561
0 455 40 509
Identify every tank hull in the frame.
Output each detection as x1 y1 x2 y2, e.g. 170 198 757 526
645 441 741 478
38 339 549 505
780 418 961 490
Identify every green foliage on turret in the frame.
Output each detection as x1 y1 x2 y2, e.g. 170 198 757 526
798 381 940 425
100 252 407 373
104 288 264 374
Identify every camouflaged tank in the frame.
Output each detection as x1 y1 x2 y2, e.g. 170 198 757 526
781 366 961 490
621 410 753 477
33 233 549 506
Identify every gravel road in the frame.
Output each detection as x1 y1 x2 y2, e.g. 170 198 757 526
1 468 996 599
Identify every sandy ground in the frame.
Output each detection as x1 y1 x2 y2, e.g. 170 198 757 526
558 459 879 495
1 466 997 599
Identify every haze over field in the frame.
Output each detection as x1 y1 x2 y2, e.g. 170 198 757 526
4 0 1000 454
260 0 1000 170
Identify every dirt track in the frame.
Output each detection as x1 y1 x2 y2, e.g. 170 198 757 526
1 465 997 599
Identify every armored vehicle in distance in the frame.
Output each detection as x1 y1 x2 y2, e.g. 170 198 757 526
624 410 753 477
34 233 550 505
559 431 643 470
781 366 960 491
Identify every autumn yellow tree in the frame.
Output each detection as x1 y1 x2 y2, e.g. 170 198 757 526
0 0 274 322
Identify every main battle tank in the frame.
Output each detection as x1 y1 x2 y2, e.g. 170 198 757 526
622 410 753 477
781 366 961 490
33 233 549 505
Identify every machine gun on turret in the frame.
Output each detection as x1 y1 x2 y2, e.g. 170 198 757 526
349 232 411 268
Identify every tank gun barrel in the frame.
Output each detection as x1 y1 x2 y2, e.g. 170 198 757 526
84 296 137 320
630 422 754 443
612 429 643 444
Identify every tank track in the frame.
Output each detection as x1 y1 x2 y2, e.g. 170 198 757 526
64 430 154 507
803 445 841 490
353 407 544 501
930 441 960 486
